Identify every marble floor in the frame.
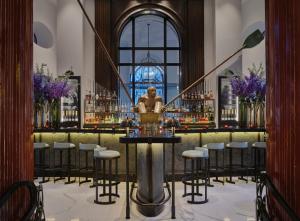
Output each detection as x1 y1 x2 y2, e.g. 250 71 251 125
39 178 257 221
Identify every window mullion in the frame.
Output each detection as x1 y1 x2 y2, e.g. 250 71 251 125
132 18 135 103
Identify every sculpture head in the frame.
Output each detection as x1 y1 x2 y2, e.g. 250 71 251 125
147 87 156 98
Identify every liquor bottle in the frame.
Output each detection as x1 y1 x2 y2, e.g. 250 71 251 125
209 90 214 99
112 91 117 99
221 109 225 121
107 91 111 100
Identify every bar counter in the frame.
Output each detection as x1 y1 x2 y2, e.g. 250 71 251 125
33 127 266 177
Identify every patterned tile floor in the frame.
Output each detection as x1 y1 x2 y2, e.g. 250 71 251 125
39 178 256 221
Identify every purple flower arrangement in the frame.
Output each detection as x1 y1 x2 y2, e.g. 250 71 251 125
231 72 266 103
230 66 266 128
33 73 51 108
33 73 72 105
45 80 72 101
33 65 74 128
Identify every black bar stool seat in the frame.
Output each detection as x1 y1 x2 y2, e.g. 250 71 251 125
182 148 209 204
94 149 120 205
34 142 50 184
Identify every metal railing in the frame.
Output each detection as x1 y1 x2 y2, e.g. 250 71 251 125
256 172 300 221
0 181 45 221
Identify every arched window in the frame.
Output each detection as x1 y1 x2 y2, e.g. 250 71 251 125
119 12 181 104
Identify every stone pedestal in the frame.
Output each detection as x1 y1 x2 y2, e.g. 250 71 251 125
136 143 164 217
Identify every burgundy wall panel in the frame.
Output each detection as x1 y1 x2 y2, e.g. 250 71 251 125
0 0 33 220
266 0 300 219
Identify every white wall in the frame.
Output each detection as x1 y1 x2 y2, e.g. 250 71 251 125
204 0 216 74
56 0 95 125
215 0 242 65
242 0 265 75
57 0 84 75
204 0 242 126
83 0 95 96
34 0 96 125
33 0 57 75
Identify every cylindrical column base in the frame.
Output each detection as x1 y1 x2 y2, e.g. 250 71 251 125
136 143 164 217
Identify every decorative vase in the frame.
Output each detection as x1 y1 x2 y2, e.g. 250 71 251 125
238 100 248 128
258 103 265 128
50 100 61 129
251 102 259 128
34 104 43 129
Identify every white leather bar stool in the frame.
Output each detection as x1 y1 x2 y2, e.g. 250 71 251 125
34 142 50 183
182 148 209 204
226 142 249 184
94 149 120 204
53 142 76 184
79 144 106 185
202 143 225 185
252 142 266 182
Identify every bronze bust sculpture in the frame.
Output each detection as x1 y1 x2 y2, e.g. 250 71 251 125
136 87 163 113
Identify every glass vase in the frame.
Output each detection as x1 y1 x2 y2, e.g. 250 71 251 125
238 100 248 128
252 102 259 128
50 100 61 129
258 103 265 128
34 104 42 129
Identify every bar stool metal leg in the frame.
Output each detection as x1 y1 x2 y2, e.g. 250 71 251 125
109 160 112 203
226 148 235 184
204 159 208 202
54 150 65 183
196 159 200 194
65 148 76 184
78 150 81 184
188 159 195 203
40 148 50 184
115 158 118 195
94 159 99 203
103 160 106 195
207 151 214 187
183 158 187 196
252 148 258 182
212 150 224 184
90 158 99 188
238 149 248 183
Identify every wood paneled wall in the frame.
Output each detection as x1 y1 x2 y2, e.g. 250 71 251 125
266 0 300 219
0 0 33 220
95 0 114 89
184 0 204 89
95 0 204 91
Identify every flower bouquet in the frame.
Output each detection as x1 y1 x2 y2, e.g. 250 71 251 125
230 64 266 128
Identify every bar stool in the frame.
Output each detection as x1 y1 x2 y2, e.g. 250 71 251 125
78 144 106 185
34 142 50 184
226 142 249 184
182 148 209 204
202 143 225 185
53 142 76 184
94 149 120 204
252 142 266 182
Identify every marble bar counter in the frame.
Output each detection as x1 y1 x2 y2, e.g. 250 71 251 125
33 128 266 177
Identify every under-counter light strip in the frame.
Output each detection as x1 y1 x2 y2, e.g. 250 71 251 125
76 0 134 106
